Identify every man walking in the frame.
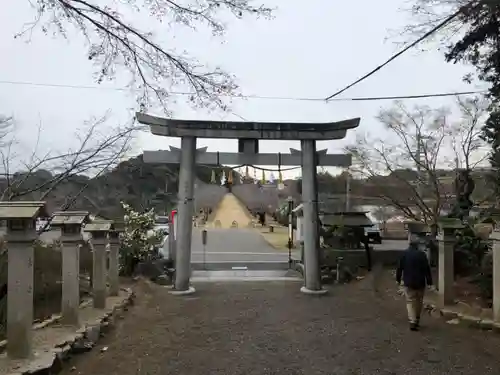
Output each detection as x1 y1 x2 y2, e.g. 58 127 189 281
396 239 433 331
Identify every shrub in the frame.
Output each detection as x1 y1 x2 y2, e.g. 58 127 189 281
450 223 493 302
479 250 493 302
120 202 163 276
453 225 490 277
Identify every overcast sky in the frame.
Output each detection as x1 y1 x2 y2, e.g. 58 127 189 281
1 0 483 178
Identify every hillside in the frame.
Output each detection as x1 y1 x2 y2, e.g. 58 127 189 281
307 169 494 207
4 155 231 218
2 156 494 219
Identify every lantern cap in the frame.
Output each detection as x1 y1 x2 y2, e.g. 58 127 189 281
51 211 90 226
0 201 48 219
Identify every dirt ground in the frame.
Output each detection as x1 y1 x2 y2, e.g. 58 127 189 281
60 274 500 375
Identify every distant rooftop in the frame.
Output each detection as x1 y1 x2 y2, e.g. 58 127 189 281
136 113 360 140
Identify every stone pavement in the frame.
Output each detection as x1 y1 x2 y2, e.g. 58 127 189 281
190 228 288 264
60 276 500 375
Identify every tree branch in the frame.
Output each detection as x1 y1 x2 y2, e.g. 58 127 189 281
0 114 135 202
22 0 273 111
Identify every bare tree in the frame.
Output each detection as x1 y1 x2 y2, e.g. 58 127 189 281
0 116 14 143
346 99 488 229
0 113 134 202
391 0 474 46
372 205 394 224
19 0 273 111
448 96 490 170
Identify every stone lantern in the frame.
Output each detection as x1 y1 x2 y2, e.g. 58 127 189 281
51 211 90 325
437 218 463 307
0 201 48 359
84 220 112 309
108 221 124 296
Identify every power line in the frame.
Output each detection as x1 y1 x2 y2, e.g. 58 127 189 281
324 5 469 101
346 90 486 101
0 78 485 102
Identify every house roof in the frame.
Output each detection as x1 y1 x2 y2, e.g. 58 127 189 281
321 212 373 227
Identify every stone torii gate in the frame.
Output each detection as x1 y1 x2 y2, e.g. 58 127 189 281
136 113 360 295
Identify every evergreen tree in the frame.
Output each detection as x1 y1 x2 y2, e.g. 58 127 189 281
443 1 500 199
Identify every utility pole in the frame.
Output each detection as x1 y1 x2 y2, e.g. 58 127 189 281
416 131 423 202
415 131 434 222
415 131 429 219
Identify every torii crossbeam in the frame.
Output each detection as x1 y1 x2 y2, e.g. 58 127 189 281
144 147 352 167
136 112 360 295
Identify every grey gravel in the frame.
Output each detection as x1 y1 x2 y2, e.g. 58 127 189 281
61 278 500 375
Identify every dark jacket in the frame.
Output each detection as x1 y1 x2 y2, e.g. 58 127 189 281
396 245 433 290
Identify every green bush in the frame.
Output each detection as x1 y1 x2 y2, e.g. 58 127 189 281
120 202 162 276
451 223 493 302
479 250 493 302
454 225 490 276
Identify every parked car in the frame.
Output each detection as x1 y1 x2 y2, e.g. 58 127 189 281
147 216 170 260
158 233 170 260
154 216 169 231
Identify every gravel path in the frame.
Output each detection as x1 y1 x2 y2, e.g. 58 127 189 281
62 277 500 375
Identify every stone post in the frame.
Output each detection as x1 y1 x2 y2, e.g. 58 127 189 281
173 136 197 295
108 230 120 297
437 220 462 307
84 220 113 309
491 230 500 322
51 211 90 326
0 201 47 359
91 236 108 308
60 234 82 325
295 215 303 245
7 241 35 359
300 139 326 295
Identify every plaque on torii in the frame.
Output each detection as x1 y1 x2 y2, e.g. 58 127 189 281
136 112 360 296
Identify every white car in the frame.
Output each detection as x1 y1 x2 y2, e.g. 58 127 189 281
158 233 171 259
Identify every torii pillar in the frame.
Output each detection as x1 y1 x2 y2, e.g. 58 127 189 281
174 136 197 294
136 113 360 295
299 140 323 293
